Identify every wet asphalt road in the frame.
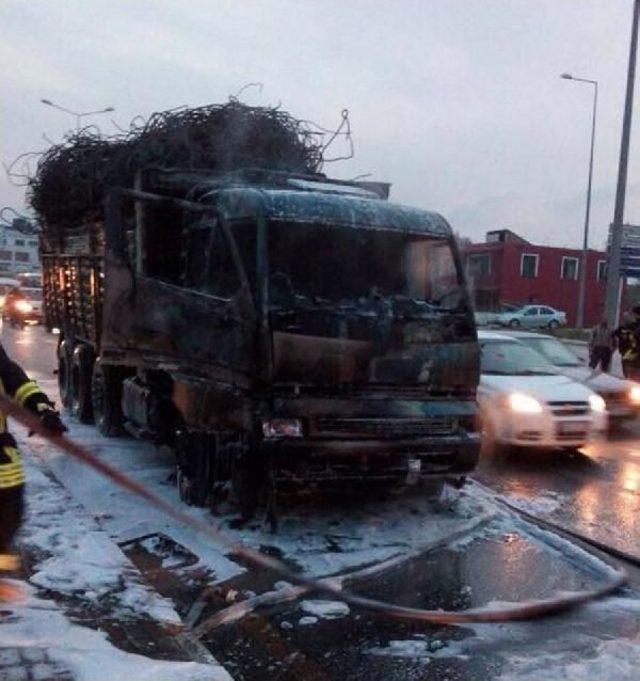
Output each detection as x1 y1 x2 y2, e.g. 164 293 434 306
6 324 640 680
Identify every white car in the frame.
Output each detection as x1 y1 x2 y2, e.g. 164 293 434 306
478 331 608 450
496 304 567 329
502 331 640 422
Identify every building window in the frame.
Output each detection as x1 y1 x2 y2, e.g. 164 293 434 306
561 256 579 280
28 240 38 247
468 253 491 277
0 250 12 261
474 289 500 311
597 260 607 282
520 253 539 278
13 239 24 247
14 252 30 263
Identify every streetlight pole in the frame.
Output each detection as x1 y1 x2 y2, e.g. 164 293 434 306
40 99 114 131
561 73 598 328
605 0 639 328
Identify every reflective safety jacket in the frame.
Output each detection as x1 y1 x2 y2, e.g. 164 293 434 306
616 321 640 367
0 343 51 490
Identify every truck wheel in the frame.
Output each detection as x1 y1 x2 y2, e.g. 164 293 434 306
91 360 124 437
232 455 260 522
176 466 209 507
71 346 94 424
57 340 73 410
423 479 445 498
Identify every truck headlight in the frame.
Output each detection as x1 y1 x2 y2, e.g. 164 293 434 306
628 386 640 405
262 418 303 439
507 392 543 414
589 394 606 413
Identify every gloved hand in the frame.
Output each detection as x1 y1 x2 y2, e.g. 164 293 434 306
39 408 67 436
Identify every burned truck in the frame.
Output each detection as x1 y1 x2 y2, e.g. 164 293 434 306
36 105 480 516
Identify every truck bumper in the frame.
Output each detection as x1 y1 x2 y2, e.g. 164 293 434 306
263 434 480 485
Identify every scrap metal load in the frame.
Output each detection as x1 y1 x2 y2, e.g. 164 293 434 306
30 102 324 231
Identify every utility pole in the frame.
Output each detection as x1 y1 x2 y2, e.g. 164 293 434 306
605 0 639 327
561 74 598 328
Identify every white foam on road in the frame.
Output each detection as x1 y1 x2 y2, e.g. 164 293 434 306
300 599 350 619
1 586 231 681
22 457 180 623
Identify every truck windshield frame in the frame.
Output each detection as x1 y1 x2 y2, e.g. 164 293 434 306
264 218 466 316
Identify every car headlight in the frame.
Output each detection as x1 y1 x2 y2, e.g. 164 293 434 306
262 418 303 439
507 392 543 414
589 394 607 413
628 386 640 405
14 300 32 313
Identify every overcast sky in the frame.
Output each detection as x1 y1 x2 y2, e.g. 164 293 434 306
1 0 638 248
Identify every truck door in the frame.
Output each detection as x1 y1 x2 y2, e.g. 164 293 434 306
102 198 255 377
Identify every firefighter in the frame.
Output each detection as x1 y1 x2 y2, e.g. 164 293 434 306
0 343 66 599
614 307 640 380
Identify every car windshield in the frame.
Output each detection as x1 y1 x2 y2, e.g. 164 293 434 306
480 340 556 375
24 289 42 301
523 337 581 367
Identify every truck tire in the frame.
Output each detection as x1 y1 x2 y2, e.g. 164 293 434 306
91 360 124 437
71 346 94 424
422 479 445 498
232 453 261 522
57 340 73 410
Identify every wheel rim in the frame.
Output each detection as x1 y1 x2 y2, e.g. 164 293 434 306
58 355 67 397
58 347 72 407
71 363 80 415
91 371 106 428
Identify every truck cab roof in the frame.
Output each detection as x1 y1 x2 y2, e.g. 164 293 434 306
148 166 452 238
203 186 452 237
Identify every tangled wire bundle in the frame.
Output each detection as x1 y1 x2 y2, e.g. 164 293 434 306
28 102 326 228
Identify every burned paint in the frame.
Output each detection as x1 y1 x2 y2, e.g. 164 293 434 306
41 167 481 512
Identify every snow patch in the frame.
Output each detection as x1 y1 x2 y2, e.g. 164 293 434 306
503 491 567 516
21 459 179 623
1 585 231 681
499 637 640 681
298 616 319 626
300 600 350 619
367 637 456 660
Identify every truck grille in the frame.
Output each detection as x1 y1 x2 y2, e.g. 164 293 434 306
548 401 589 417
315 417 456 438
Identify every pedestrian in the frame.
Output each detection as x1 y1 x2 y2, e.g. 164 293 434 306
614 306 640 380
589 316 614 372
0 343 66 600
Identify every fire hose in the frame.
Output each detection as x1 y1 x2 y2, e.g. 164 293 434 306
2 392 628 627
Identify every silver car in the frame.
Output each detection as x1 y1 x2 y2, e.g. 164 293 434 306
503 331 640 421
497 304 566 329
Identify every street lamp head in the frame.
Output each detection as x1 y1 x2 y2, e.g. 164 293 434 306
104 107 115 113
41 99 53 105
560 73 573 80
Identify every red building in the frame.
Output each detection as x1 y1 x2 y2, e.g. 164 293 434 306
462 229 608 327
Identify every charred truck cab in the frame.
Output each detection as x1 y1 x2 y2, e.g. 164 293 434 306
43 169 480 517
